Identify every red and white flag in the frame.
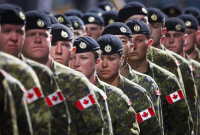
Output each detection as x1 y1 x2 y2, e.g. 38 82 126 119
45 91 65 107
136 108 155 123
155 90 161 95
166 90 184 104
76 94 96 111
123 94 132 105
24 87 42 104
175 60 180 66
190 65 194 71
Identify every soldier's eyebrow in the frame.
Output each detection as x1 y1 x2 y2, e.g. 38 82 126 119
119 37 127 40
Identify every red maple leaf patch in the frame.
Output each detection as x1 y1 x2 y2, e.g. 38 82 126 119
27 93 33 98
142 112 149 117
172 94 178 99
83 99 89 105
52 96 57 101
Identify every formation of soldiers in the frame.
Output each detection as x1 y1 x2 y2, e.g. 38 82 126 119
1 1 200 135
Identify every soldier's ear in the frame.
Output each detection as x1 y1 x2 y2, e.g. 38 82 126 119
162 28 167 35
120 55 125 67
148 39 153 49
184 34 188 45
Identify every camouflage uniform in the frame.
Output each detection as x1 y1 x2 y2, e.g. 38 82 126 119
0 51 51 135
144 61 192 135
116 75 163 135
185 54 200 135
124 64 163 131
50 59 107 134
161 46 198 134
0 70 20 135
95 76 140 135
20 54 71 134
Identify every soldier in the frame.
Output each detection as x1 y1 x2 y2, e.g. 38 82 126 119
54 14 74 32
82 12 104 40
97 1 115 11
22 10 108 134
118 2 187 98
0 69 32 135
178 14 200 62
96 34 163 135
126 19 192 135
101 10 118 27
86 7 105 17
72 36 140 134
161 3 183 18
68 16 86 39
101 22 163 131
0 4 52 134
64 9 83 18
48 15 59 24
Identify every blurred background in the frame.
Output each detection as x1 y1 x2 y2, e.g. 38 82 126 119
0 0 199 13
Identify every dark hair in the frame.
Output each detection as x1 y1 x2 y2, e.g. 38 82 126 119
92 49 102 60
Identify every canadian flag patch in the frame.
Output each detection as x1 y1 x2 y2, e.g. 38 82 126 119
45 91 65 107
24 87 42 104
76 94 96 111
155 90 161 95
136 108 155 123
189 65 194 71
175 60 180 66
166 90 184 104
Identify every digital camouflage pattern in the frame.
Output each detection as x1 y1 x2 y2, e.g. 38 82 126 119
124 64 163 132
185 54 200 135
0 51 51 135
117 75 163 135
0 70 19 135
20 54 71 134
95 76 140 135
144 61 192 135
50 59 106 134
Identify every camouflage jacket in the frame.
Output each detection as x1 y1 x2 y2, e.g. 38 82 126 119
20 54 71 134
50 59 108 135
117 75 163 135
124 64 163 131
0 51 51 135
0 70 31 135
185 54 200 135
96 76 140 135
144 61 192 135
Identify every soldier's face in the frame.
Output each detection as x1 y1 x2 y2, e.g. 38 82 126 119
164 31 186 55
97 53 124 80
85 24 103 40
124 15 148 24
50 40 75 66
184 28 197 53
72 52 100 80
128 34 151 62
149 23 164 47
74 29 85 40
22 29 51 61
196 29 200 49
115 35 133 61
0 24 25 57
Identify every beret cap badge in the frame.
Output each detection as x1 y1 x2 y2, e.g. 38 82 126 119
108 19 114 24
98 12 102 16
151 14 157 21
19 11 25 20
175 24 181 31
134 25 140 32
74 21 79 28
79 42 87 49
58 16 64 23
169 9 175 15
61 30 68 38
88 16 95 22
105 5 111 11
142 8 147 14
185 21 191 27
120 27 126 33
37 19 45 27
105 45 112 52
